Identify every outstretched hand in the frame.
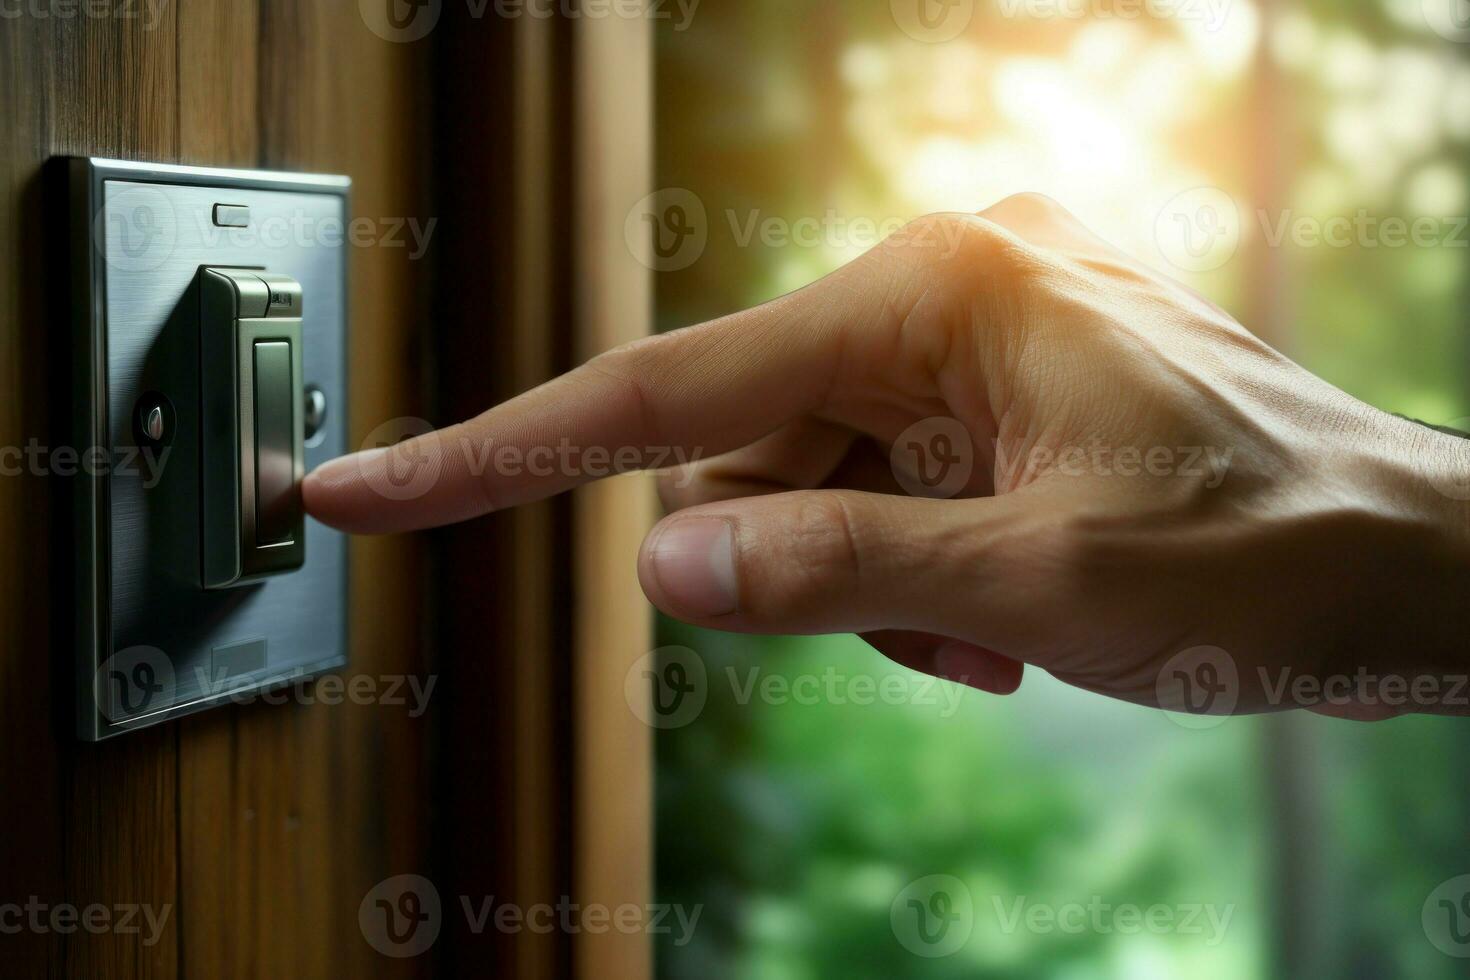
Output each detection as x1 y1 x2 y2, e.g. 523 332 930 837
304 194 1470 720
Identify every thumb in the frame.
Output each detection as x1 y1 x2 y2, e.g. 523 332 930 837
636 488 1054 647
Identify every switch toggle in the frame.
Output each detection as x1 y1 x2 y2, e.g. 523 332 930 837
200 268 306 588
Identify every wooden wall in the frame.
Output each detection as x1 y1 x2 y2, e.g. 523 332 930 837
0 5 432 976
0 3 653 976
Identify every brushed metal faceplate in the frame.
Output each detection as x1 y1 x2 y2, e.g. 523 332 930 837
63 158 350 740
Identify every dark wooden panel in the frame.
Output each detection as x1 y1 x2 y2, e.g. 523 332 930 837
0 2 656 976
54 7 184 979
430 12 656 980
2 7 184 979
0 3 432 976
432 9 576 979
0 10 67 977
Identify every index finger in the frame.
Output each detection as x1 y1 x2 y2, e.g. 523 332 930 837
303 254 904 534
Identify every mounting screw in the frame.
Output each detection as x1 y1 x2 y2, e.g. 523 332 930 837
134 392 175 448
304 384 328 446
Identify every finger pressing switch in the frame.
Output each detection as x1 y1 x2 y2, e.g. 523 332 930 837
200 268 306 588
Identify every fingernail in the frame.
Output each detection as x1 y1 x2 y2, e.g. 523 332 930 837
934 641 992 692
648 517 738 618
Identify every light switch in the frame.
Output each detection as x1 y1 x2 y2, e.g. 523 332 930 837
200 268 307 588
64 157 349 741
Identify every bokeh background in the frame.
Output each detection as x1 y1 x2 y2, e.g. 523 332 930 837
651 1 1470 976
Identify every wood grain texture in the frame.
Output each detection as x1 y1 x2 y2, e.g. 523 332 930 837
0 9 66 976
49 7 184 979
177 0 258 168
0 3 431 976
1 2 652 976
0 5 185 978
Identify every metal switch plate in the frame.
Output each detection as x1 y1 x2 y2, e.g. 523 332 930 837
61 158 351 741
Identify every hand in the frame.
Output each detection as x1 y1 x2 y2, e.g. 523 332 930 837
304 194 1470 720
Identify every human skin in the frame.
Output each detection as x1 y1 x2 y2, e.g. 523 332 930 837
303 194 1470 721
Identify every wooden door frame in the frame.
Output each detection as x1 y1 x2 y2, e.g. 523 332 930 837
572 9 656 980
432 5 654 978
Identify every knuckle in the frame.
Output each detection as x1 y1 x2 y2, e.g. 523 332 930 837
874 214 1047 325
983 192 1067 226
792 493 863 578
584 341 662 443
893 212 975 246
914 212 1042 282
758 492 867 612
589 334 664 378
